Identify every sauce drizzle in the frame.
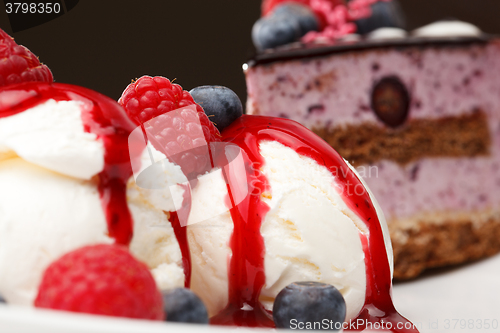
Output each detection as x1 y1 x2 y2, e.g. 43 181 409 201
211 115 417 332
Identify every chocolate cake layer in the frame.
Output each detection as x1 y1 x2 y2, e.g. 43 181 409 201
391 209 500 279
313 111 490 166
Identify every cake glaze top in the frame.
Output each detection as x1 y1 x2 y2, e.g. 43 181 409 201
246 34 492 67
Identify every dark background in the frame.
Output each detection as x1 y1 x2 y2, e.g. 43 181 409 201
1 0 500 104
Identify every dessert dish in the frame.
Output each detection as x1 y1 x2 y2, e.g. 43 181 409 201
124 77 417 330
0 29 417 331
245 0 500 279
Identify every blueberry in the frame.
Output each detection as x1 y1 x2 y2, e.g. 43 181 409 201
0 294 5 304
355 0 406 35
273 282 346 330
162 288 208 324
253 4 319 50
371 76 410 128
273 4 319 37
252 15 301 51
189 85 243 132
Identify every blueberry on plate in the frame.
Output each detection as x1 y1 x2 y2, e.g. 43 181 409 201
189 85 243 132
0 294 5 303
162 288 208 324
273 281 346 330
355 0 406 35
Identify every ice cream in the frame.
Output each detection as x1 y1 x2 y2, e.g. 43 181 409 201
183 114 410 330
244 17 500 279
0 83 186 305
189 140 369 320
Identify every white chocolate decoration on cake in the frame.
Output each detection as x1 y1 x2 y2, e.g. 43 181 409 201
413 20 482 38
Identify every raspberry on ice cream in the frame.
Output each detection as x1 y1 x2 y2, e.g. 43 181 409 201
0 29 53 87
35 244 164 320
119 76 221 179
119 76 224 287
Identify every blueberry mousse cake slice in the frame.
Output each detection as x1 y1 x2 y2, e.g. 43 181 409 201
245 0 500 279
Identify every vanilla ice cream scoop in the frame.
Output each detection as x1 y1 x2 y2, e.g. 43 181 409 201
186 115 402 328
0 83 186 305
0 82 411 330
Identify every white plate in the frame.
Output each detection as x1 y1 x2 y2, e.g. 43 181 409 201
1 255 499 333
0 304 272 333
392 254 500 333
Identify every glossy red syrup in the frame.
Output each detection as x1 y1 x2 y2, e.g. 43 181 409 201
210 138 273 327
0 82 138 245
211 115 417 332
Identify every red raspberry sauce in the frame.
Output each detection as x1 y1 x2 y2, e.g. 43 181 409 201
167 183 193 288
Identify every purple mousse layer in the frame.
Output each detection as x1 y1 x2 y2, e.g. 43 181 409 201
360 155 500 221
245 38 500 220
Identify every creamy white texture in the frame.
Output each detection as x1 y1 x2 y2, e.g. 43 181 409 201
258 141 367 321
0 158 113 305
188 141 384 321
413 20 482 38
0 100 104 180
0 157 185 305
0 100 186 305
127 180 185 290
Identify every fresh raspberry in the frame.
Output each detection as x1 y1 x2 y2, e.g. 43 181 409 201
0 28 53 87
119 76 221 178
35 244 164 320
